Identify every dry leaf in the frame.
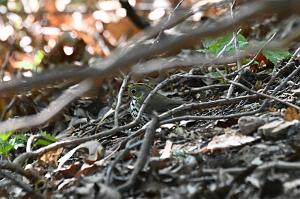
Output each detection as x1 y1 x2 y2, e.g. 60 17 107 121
160 140 173 160
284 107 300 121
39 147 63 166
200 129 259 152
57 140 104 170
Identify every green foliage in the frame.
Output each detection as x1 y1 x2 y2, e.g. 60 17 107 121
201 32 290 65
204 70 226 79
262 49 291 64
0 130 57 156
33 131 57 147
9 134 27 149
0 140 14 156
203 33 248 55
0 133 27 156
0 131 15 141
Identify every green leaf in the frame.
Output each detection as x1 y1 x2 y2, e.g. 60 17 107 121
203 33 248 55
0 133 27 155
0 131 15 141
34 132 57 147
9 134 27 149
205 70 226 79
0 139 14 156
262 49 291 64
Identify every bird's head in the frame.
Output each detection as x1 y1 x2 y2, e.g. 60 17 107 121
128 83 153 102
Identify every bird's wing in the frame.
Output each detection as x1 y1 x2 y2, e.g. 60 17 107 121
145 94 183 113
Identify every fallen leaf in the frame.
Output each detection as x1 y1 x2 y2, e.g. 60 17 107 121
200 129 259 152
39 147 63 166
57 140 104 170
284 107 300 121
54 162 82 179
160 140 173 160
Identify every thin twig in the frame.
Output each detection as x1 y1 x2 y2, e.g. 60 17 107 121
226 0 242 98
189 84 230 93
134 74 182 122
261 62 300 109
14 92 260 166
26 135 43 152
114 74 130 127
106 138 142 185
161 109 261 124
0 170 34 195
228 31 277 76
155 0 185 42
0 160 40 182
0 45 13 81
287 45 300 64
159 94 261 121
117 114 159 192
217 29 242 57
228 80 300 111
0 96 16 121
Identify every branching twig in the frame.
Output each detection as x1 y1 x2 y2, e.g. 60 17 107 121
106 138 142 185
228 31 277 76
228 80 300 111
159 94 262 121
117 114 159 192
0 161 40 182
217 29 242 58
261 61 300 109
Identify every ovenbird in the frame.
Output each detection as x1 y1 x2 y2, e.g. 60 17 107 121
128 83 184 121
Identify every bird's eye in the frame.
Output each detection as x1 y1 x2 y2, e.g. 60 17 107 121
131 89 136 94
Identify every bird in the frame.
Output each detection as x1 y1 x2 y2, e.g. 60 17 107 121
128 83 184 121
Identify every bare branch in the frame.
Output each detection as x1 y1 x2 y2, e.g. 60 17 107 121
0 0 299 96
0 80 93 132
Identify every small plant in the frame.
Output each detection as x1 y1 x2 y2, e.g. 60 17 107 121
0 131 27 156
201 32 290 65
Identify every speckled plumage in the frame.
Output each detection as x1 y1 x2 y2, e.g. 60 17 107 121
128 83 183 121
